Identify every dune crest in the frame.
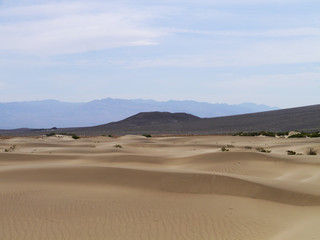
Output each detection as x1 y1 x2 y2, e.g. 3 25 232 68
1 135 320 239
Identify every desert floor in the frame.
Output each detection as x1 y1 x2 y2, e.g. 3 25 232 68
1 135 320 240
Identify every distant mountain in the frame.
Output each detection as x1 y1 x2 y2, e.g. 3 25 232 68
114 112 200 125
1 104 319 136
81 104 320 135
0 98 277 129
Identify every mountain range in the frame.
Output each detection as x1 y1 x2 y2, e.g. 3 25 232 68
0 98 277 129
1 104 319 136
73 104 320 135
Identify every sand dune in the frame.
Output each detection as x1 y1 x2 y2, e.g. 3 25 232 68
1 135 320 239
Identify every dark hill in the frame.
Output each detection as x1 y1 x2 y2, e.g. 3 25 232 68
105 112 200 126
192 104 320 134
87 112 201 135
0 104 319 136
82 104 320 135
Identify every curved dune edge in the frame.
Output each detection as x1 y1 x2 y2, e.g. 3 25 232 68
2 164 320 206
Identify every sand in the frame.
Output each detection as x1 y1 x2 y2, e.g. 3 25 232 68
1 135 320 240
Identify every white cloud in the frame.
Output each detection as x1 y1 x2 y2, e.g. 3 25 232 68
146 0 316 5
127 37 320 68
174 28 320 38
0 2 166 55
0 2 92 18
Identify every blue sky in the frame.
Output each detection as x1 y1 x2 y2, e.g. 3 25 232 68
0 0 319 108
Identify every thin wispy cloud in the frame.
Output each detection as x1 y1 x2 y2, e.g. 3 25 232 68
139 0 316 5
174 28 320 38
126 37 320 68
0 0 319 107
0 2 166 55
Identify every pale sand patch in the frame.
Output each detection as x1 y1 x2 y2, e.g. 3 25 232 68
0 135 320 240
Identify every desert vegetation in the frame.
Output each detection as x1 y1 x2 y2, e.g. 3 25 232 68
46 132 80 139
287 150 297 155
256 147 271 153
142 134 152 138
306 147 317 155
243 146 253 149
46 132 56 137
71 134 80 139
234 131 279 137
4 145 16 152
221 146 229 152
234 131 320 138
288 132 320 138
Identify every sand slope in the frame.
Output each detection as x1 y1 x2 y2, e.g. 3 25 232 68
1 135 320 239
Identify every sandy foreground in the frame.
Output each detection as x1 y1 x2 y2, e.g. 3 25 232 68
0 135 320 240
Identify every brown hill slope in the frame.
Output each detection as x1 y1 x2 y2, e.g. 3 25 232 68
73 104 320 135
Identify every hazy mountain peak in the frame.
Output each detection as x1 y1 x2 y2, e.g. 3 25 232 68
0 98 278 129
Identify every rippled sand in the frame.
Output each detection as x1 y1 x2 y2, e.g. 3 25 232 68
1 135 320 240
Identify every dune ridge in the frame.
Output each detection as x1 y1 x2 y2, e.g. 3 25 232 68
2 164 320 206
1 135 320 239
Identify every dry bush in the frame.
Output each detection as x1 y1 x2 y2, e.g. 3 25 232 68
256 147 271 153
287 150 296 155
221 146 229 152
306 148 317 155
4 145 16 152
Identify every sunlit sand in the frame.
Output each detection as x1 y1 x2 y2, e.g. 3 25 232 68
1 135 320 240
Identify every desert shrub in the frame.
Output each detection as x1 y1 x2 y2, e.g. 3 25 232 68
277 132 289 136
46 132 56 137
287 150 296 155
233 132 257 136
306 148 317 155
71 134 80 139
114 144 122 148
256 147 271 153
234 131 277 137
309 132 320 138
221 146 229 152
4 145 16 152
234 131 319 138
241 132 259 136
262 132 276 137
108 135 113 137
244 146 252 149
226 144 235 148
142 134 152 138
288 132 320 138
288 133 307 138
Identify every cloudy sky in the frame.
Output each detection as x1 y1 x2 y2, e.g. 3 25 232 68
0 0 319 108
